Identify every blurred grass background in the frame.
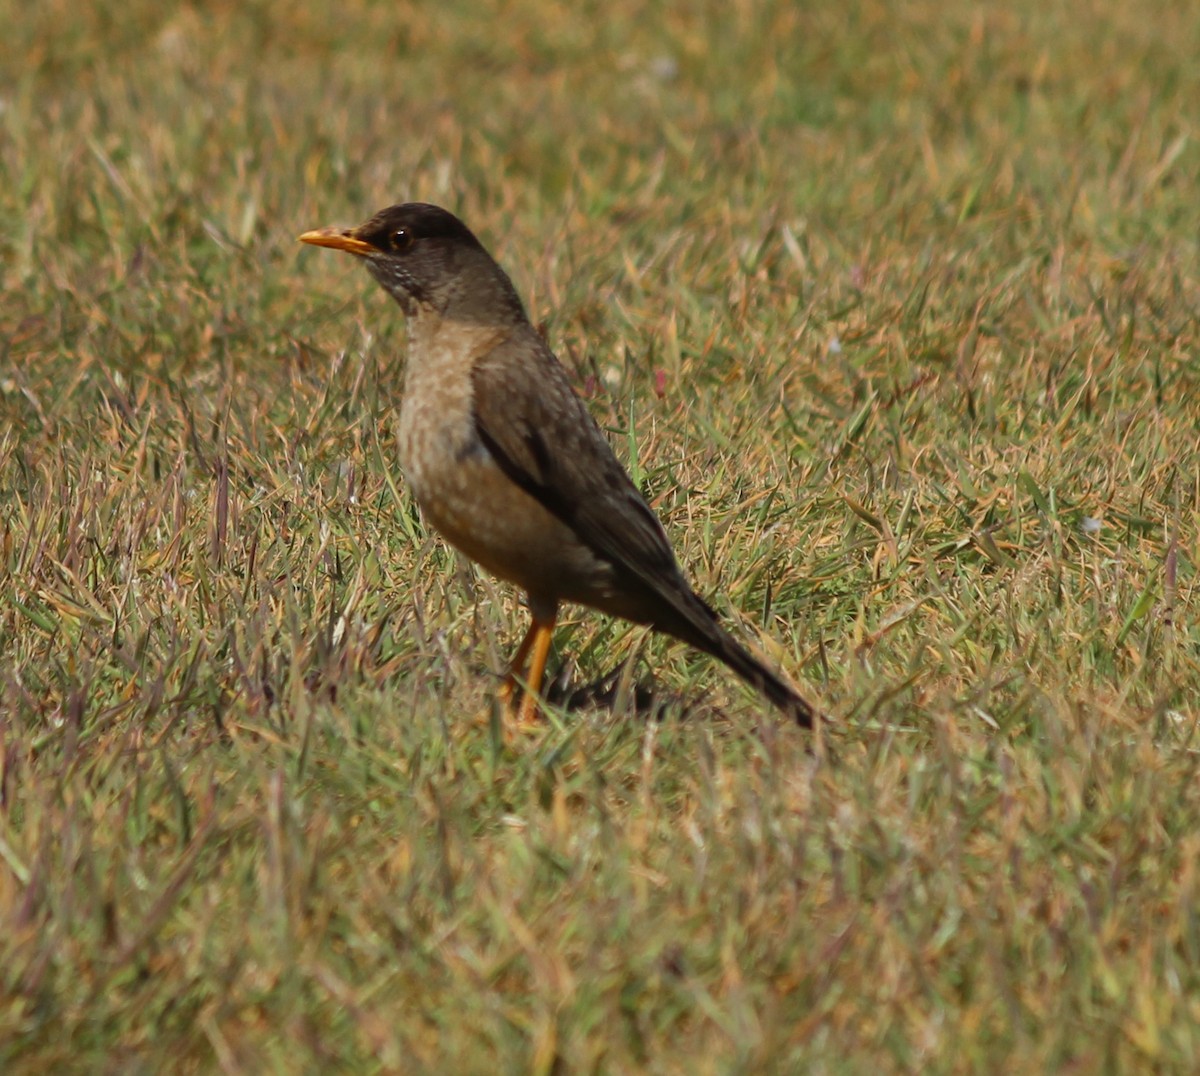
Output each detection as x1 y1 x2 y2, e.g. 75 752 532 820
2 0 1199 1070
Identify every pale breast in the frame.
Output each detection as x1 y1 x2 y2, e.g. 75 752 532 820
396 324 492 501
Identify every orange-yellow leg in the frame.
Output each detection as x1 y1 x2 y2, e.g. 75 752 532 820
497 611 557 730
498 620 539 711
516 614 556 727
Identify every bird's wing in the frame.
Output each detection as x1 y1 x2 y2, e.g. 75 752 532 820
469 329 685 593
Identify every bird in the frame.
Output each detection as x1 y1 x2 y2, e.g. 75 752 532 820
299 203 817 729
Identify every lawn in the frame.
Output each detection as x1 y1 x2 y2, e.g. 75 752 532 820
2 0 1199 1070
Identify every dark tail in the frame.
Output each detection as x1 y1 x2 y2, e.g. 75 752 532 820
702 627 817 728
657 596 817 728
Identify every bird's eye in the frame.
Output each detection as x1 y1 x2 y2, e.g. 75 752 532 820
390 228 414 252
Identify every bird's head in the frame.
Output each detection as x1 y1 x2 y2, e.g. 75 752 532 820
300 202 522 322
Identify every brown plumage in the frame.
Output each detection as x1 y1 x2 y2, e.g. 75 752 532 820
300 203 817 728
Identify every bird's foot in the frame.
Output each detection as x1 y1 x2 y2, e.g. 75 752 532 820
495 676 544 743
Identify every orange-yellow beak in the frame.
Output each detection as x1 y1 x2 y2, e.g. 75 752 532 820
298 227 376 256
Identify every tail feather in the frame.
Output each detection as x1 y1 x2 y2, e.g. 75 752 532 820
701 626 817 728
656 595 817 728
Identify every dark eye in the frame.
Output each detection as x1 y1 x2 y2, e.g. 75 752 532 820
390 228 414 252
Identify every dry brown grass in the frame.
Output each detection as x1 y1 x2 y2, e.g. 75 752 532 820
2 0 1200 1070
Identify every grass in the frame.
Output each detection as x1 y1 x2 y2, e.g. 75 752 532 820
2 0 1199 1070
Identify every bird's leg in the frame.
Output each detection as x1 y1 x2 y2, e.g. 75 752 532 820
515 612 557 727
498 620 540 711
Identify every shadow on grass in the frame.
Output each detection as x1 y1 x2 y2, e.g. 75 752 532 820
540 658 697 721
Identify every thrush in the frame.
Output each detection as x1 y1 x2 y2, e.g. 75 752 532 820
299 203 817 729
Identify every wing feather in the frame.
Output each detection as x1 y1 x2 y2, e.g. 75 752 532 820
470 330 685 596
